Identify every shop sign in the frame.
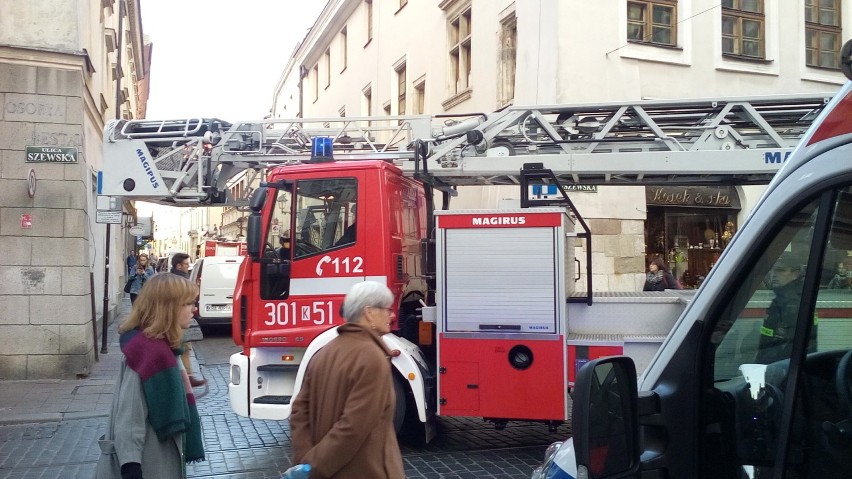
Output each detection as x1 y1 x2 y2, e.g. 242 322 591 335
25 146 78 163
563 185 598 193
646 186 740 209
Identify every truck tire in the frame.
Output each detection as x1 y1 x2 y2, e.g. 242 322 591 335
393 374 407 434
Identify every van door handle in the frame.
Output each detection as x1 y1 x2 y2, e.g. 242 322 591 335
226 295 233 299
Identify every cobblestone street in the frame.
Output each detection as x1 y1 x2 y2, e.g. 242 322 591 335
0 327 572 479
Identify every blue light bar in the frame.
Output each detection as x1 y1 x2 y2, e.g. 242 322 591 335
311 137 334 162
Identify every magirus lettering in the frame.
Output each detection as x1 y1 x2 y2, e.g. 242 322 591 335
136 148 160 188
471 216 526 225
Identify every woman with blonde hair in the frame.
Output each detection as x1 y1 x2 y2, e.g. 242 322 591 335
97 273 205 479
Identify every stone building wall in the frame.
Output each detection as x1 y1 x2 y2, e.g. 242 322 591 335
574 218 646 292
0 65 95 378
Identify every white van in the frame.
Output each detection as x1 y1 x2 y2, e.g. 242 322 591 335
190 255 245 326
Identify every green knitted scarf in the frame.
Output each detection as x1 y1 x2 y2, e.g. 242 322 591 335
120 329 205 463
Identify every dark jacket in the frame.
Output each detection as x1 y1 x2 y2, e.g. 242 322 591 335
290 323 404 479
643 271 678 291
170 268 189 278
756 277 817 363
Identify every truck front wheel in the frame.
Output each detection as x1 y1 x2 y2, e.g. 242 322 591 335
393 374 407 434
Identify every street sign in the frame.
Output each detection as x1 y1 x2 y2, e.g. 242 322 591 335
96 210 122 224
129 225 145 236
25 146 78 163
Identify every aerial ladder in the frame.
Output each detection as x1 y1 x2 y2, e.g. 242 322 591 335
99 92 834 207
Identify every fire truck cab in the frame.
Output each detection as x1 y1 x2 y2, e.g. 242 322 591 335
228 159 435 434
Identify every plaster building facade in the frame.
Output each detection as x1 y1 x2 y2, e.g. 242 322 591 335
0 0 150 379
271 0 848 291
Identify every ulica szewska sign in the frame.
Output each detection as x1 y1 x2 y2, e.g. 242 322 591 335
25 146 78 164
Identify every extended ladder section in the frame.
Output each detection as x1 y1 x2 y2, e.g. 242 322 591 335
99 93 833 206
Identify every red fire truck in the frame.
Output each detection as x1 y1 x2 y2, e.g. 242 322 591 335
202 239 246 258
99 92 831 441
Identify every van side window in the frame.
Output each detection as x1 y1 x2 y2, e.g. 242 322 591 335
705 188 852 478
293 178 358 259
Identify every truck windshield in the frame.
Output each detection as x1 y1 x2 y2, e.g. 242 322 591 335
292 178 358 259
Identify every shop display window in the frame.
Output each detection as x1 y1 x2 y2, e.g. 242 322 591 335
646 207 738 288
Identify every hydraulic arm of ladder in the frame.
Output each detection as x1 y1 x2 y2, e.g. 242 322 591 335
99 93 833 206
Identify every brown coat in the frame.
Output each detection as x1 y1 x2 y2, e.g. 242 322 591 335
290 322 405 479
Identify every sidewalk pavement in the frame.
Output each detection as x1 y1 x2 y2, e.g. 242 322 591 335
0 297 204 426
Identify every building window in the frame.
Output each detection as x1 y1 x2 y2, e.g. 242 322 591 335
324 49 331 88
805 0 841 69
339 106 346 117
312 65 319 102
627 1 677 46
341 27 348 71
362 84 372 127
499 13 517 106
366 0 373 45
413 77 425 114
396 63 406 115
721 0 765 59
448 6 472 96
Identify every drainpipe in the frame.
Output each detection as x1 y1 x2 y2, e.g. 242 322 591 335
102 0 125 354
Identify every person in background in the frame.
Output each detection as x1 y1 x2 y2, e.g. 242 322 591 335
137 253 155 278
127 265 148 305
289 281 404 478
643 256 679 291
277 235 291 259
126 253 137 277
828 261 850 289
756 256 817 363
98 273 205 478
169 253 205 388
169 253 191 278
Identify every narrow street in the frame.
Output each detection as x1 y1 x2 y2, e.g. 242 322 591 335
0 326 571 479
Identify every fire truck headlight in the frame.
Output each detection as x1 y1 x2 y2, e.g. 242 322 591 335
230 364 241 385
508 345 534 370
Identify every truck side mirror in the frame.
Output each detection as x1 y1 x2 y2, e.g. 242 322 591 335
249 187 268 212
572 356 640 478
246 215 263 258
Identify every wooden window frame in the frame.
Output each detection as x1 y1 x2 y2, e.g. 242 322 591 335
721 0 766 60
396 63 407 116
448 6 472 96
805 0 842 70
365 0 373 46
626 0 678 47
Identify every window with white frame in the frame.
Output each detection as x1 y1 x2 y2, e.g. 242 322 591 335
312 65 319 102
324 49 331 88
448 6 472 96
627 0 677 46
721 0 765 59
805 0 841 69
414 77 425 114
365 0 373 44
341 27 348 71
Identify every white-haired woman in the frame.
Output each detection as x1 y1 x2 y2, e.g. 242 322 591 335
289 281 405 479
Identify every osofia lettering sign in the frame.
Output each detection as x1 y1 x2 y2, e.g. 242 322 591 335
25 146 78 164
646 186 740 209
